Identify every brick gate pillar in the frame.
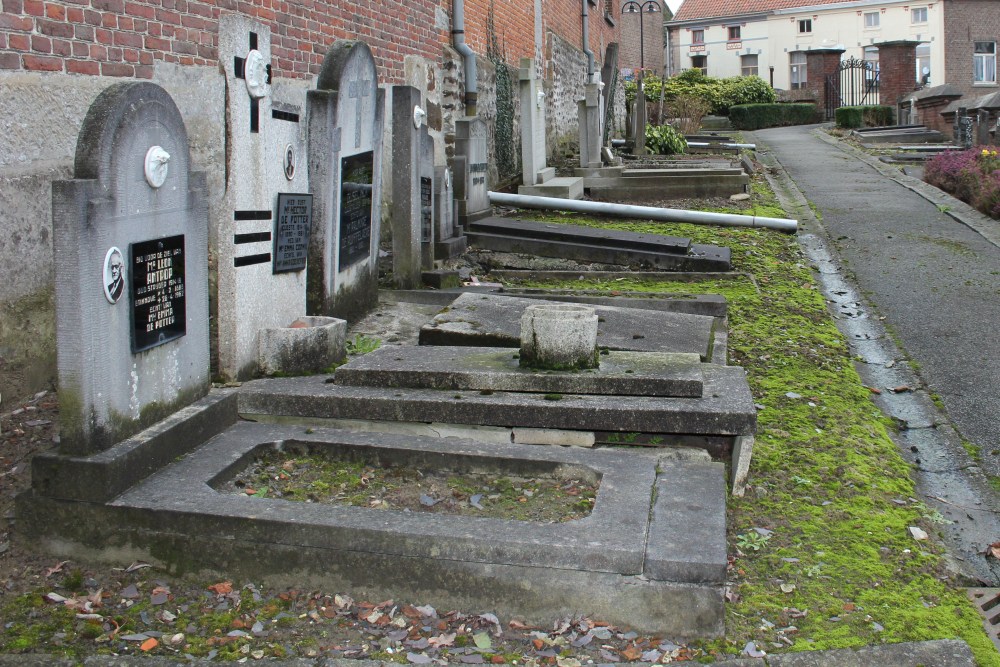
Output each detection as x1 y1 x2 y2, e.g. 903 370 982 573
875 40 922 121
805 48 846 119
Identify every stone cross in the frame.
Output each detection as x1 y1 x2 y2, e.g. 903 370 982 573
232 31 272 133
348 77 371 149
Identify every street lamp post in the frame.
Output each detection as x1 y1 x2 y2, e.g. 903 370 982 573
622 0 661 155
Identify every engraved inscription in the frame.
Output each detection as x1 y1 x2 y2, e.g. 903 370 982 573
338 151 374 270
130 235 186 352
273 193 312 273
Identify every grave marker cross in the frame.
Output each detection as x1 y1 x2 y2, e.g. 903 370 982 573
348 77 371 149
233 31 272 133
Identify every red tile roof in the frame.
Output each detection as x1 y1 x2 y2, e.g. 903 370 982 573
672 0 849 22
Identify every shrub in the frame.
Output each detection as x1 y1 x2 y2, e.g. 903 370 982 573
924 148 1000 219
835 105 894 129
667 95 712 135
624 70 775 116
644 124 687 155
729 103 818 130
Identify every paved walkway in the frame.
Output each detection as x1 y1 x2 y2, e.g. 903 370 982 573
756 125 1000 479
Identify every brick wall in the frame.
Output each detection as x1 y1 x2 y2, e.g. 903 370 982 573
1 0 618 85
943 0 1000 99
0 0 447 84
877 40 919 114
618 3 664 75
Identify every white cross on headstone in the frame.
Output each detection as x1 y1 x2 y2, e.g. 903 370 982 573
348 78 371 149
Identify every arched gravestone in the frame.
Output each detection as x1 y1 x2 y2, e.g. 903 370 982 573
307 40 384 320
52 82 209 456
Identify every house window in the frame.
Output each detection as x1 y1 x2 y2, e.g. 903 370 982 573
974 42 997 84
864 11 879 28
916 44 931 85
691 55 707 75
692 28 704 44
741 54 759 77
911 6 928 23
798 19 812 34
864 47 880 91
790 51 807 89
728 25 741 41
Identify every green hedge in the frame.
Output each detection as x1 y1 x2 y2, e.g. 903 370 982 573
625 69 776 115
729 103 819 130
834 105 895 129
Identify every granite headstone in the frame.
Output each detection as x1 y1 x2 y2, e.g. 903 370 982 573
217 16 311 380
453 116 491 225
51 82 209 455
307 39 384 320
391 85 431 287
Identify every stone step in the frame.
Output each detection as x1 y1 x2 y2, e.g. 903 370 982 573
419 293 718 361
518 176 585 199
622 167 745 177
587 174 748 200
239 365 756 436
433 234 468 260
334 345 705 397
469 217 692 254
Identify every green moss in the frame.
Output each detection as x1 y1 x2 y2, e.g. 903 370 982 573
506 172 1000 665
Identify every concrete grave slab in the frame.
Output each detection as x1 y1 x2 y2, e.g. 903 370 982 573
51 82 210 455
466 218 732 271
419 292 717 361
334 345 705 397
19 418 727 637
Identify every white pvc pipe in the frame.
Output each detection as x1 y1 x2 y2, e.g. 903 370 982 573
488 191 798 233
687 142 756 149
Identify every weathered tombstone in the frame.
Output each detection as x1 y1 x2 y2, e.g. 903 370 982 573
578 83 603 169
391 85 432 287
977 109 992 146
633 78 648 156
51 82 209 455
433 165 467 259
217 16 312 380
453 116 492 226
518 58 583 199
307 40 384 320
419 131 436 270
954 107 973 148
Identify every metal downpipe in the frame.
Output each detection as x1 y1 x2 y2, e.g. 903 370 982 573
581 0 596 82
452 0 478 114
488 191 798 233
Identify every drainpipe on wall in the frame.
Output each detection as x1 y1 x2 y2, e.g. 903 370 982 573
452 0 478 115
581 0 596 82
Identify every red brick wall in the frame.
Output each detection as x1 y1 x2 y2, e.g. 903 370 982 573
618 6 664 75
1 0 616 83
943 0 1000 99
877 41 919 112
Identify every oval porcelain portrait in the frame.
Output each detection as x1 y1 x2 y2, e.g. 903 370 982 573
103 246 126 304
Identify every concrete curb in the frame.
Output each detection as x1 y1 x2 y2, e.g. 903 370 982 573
0 638 976 665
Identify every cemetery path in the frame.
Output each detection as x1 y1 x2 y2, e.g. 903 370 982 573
757 125 1000 477
755 124 1000 581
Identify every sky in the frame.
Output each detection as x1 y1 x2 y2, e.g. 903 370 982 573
665 0 683 13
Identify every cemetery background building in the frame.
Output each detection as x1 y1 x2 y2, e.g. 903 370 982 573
0 0 625 401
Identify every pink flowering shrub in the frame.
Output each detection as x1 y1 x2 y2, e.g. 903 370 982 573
924 148 1000 219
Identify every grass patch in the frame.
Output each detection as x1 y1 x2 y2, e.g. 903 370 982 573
506 176 998 663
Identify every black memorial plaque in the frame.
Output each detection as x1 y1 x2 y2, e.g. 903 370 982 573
273 193 313 273
338 151 374 271
130 235 186 353
420 176 432 243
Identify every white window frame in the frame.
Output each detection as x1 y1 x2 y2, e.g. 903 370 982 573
790 51 807 90
691 55 707 75
691 28 704 44
798 18 812 34
727 25 741 41
911 6 928 24
864 11 880 28
741 54 759 77
974 41 997 84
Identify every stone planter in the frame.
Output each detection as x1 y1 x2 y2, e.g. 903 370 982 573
257 316 347 376
519 304 599 370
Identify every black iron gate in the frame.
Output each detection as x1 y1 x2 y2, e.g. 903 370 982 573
824 56 880 119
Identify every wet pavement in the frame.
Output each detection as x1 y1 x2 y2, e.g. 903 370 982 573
752 125 1000 584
